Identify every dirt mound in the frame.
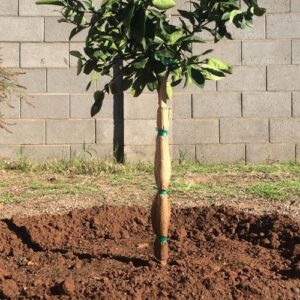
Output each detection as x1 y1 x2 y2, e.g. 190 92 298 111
0 205 299 299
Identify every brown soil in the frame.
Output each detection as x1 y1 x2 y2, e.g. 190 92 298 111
0 205 300 299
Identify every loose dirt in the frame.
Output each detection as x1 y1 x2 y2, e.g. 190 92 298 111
0 205 299 299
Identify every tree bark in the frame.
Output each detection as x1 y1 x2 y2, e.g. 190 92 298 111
151 76 171 266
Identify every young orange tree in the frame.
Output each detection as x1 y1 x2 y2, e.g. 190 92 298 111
37 0 265 265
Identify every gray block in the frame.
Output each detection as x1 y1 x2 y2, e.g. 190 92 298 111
45 17 86 42
293 92 300 117
270 118 300 142
17 69 46 93
22 145 70 162
124 93 158 120
21 43 69 68
243 92 291 117
246 143 295 164
0 96 20 118
218 66 266 92
267 14 300 38
242 40 291 65
96 119 114 144
70 43 85 67
241 0 290 13
173 119 219 144
268 65 300 91
47 68 95 93
196 144 245 164
21 94 69 119
0 145 22 160
0 120 45 144
124 145 155 162
228 16 265 40
171 145 196 161
0 43 19 67
19 0 61 16
125 119 156 145
292 0 300 12
70 94 113 119
193 92 241 118
292 40 300 64
46 119 95 144
71 144 114 159
0 0 18 16
0 17 44 41
193 40 242 66
220 118 269 143
173 94 191 119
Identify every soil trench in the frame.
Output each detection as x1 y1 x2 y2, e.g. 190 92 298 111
0 205 300 299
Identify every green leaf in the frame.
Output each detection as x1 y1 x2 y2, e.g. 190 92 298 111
253 5 266 17
229 10 243 22
77 58 83 75
166 81 172 99
36 0 63 5
204 58 232 74
91 91 105 117
133 58 149 69
70 51 82 59
202 69 225 81
169 30 183 45
130 8 146 42
124 1 135 30
152 0 176 10
122 77 133 91
190 67 205 88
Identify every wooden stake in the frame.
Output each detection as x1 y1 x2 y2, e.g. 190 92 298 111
151 76 171 266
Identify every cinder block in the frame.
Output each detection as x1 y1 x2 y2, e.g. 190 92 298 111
45 17 86 42
17 69 46 93
46 119 95 144
241 0 290 13
0 43 19 67
96 119 114 144
70 43 85 67
71 144 114 159
171 145 196 161
246 143 295 164
242 40 291 65
243 92 291 117
268 65 300 91
193 40 241 66
220 118 269 143
267 14 300 39
193 92 241 118
0 0 18 16
47 68 95 93
0 17 44 41
0 120 45 144
19 0 61 16
228 16 265 40
21 43 69 68
218 66 266 92
292 40 300 64
124 145 155 162
173 119 219 144
70 94 113 118
0 96 20 118
125 119 156 145
173 94 191 119
21 94 69 119
124 93 157 119
196 144 245 164
292 0 300 12
22 145 70 162
293 92 300 117
270 118 300 142
0 145 22 159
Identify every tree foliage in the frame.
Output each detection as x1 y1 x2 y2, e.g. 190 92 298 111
37 0 265 116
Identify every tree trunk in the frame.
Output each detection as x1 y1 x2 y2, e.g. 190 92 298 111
151 76 171 266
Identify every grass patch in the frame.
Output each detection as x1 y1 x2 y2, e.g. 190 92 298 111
0 194 14 203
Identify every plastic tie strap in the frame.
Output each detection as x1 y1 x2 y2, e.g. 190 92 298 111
159 236 169 244
156 128 169 137
159 189 169 195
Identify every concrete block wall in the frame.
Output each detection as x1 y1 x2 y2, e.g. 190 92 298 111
0 0 300 164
